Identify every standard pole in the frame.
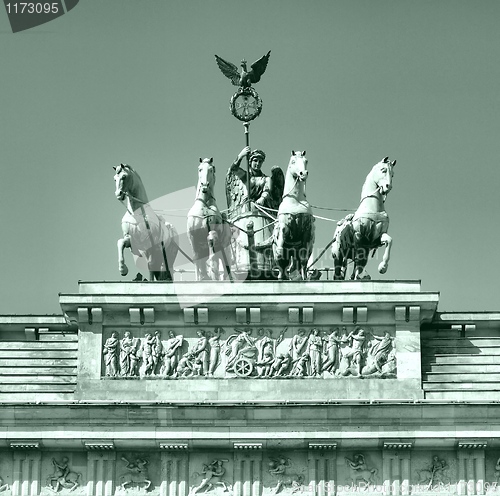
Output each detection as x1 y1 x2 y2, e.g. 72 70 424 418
244 122 250 201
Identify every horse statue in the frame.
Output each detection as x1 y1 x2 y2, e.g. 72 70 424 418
331 156 396 280
273 151 315 280
114 163 179 281
187 158 232 281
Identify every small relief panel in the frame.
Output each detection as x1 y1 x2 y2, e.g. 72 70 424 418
411 452 457 493
115 453 160 495
189 453 233 496
101 326 396 380
41 453 87 495
486 454 500 493
338 452 380 494
263 453 308 495
0 452 13 494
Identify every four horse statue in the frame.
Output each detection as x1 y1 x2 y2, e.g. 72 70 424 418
331 156 396 280
113 154 397 282
187 158 232 281
272 151 315 280
114 163 179 281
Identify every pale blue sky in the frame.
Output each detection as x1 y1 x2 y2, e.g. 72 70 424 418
0 0 499 313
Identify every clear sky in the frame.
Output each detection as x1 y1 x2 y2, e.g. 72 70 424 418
0 0 499 314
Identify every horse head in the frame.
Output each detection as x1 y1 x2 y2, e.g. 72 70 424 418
113 163 140 201
288 151 308 182
369 156 396 196
197 158 215 197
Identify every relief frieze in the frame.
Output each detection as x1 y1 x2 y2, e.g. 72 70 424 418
101 326 396 379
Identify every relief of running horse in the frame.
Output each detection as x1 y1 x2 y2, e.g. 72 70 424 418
187 158 232 281
273 151 315 280
114 163 179 281
331 156 396 280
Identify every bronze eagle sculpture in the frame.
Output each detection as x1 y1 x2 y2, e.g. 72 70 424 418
215 51 271 88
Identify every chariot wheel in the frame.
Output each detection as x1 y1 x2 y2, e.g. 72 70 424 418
234 357 254 377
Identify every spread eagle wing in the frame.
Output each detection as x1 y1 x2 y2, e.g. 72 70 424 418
215 55 240 86
269 165 285 212
225 168 248 218
247 50 271 84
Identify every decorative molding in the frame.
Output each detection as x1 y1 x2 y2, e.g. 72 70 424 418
356 307 367 323
24 327 37 341
234 442 262 450
457 441 487 449
408 306 420 322
184 308 195 323
383 442 413 450
129 308 141 324
9 441 40 450
249 307 260 323
394 306 407 322
84 441 115 450
288 308 300 323
308 442 337 450
91 308 103 323
303 307 314 323
143 307 155 324
342 307 354 323
198 307 209 324
159 443 189 450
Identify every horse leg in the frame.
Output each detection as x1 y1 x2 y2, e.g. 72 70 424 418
118 224 131 276
354 248 370 280
378 233 393 274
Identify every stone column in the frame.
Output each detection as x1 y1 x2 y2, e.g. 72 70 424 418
160 450 189 496
394 306 421 382
77 307 103 383
457 444 487 496
382 443 412 496
11 450 41 496
233 444 263 496
86 449 116 496
308 444 337 496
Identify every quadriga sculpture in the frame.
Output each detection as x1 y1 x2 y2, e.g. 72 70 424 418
187 158 232 280
273 151 315 280
114 164 179 281
331 156 396 280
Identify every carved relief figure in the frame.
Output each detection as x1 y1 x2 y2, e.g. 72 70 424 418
142 333 155 376
192 459 231 494
0 476 8 492
345 454 378 485
417 456 450 486
46 456 81 492
103 332 120 377
344 328 368 377
269 353 293 377
191 330 209 376
120 331 140 377
322 328 342 374
306 329 323 377
290 354 309 377
119 456 151 491
225 330 256 373
161 331 184 377
207 328 225 377
268 457 304 494
288 329 308 361
362 331 396 377
152 330 163 375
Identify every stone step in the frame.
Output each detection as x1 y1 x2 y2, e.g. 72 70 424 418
423 338 500 347
0 342 77 350
422 346 500 355
422 355 500 365
425 391 500 400
0 384 76 393
38 333 78 342
0 358 77 367
0 350 77 359
424 363 500 373
0 375 76 384
423 372 500 382
0 367 77 375
423 382 500 391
